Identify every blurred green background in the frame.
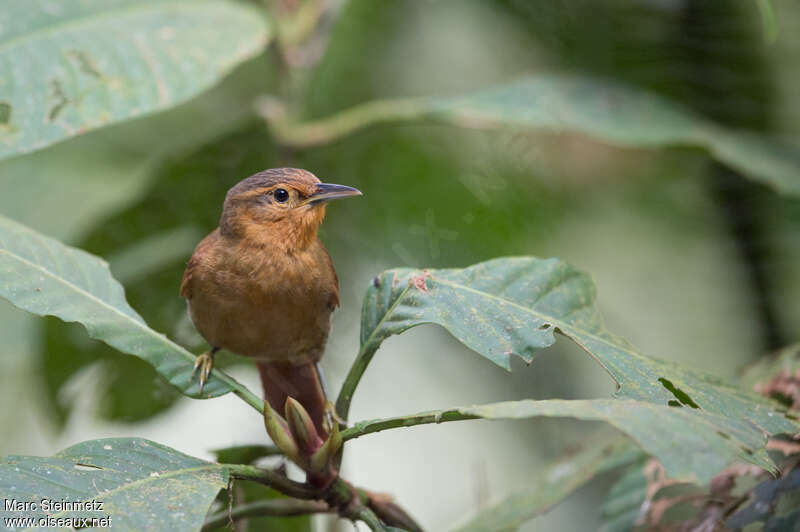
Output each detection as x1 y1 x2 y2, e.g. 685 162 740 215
2 0 799 530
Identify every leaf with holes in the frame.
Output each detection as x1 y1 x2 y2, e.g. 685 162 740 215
0 213 259 403
0 438 227 531
462 399 777 484
341 257 798 479
600 460 648 532
0 0 269 159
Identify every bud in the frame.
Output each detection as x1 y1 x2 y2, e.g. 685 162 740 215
309 415 342 474
368 492 423 532
285 397 324 456
263 402 299 462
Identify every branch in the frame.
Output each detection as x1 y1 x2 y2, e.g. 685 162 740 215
201 499 331 531
350 507 391 531
340 409 479 442
257 96 428 149
225 378 265 415
335 344 381 425
227 464 319 500
228 461 422 530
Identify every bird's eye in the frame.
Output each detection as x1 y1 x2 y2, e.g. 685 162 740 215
273 188 290 203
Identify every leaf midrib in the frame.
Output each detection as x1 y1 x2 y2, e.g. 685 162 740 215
0 238 241 393
430 276 775 411
30 463 224 522
0 0 221 56
359 280 413 356
429 276 635 375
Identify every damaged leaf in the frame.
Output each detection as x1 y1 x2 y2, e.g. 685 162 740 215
342 257 798 481
0 0 270 159
0 438 227 531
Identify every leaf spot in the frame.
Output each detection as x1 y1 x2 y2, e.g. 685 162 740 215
0 102 11 125
67 50 103 79
48 79 70 122
74 463 103 471
409 271 432 293
658 378 700 409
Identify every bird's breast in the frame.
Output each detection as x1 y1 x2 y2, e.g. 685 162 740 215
186 238 338 363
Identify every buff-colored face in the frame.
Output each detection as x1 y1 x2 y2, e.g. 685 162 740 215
221 168 361 246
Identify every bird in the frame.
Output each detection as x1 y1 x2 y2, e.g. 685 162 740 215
180 168 361 435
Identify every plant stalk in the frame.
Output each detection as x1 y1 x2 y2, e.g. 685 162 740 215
340 409 479 442
258 97 429 148
201 499 331 531
227 464 319 499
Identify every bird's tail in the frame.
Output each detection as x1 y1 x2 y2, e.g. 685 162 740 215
256 360 328 436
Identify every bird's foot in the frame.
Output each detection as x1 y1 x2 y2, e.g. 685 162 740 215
323 400 347 434
192 350 216 393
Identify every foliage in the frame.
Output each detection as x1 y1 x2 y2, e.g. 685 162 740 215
0 438 228 530
0 0 268 158
1 1 800 531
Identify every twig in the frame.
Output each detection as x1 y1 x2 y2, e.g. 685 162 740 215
201 499 331 531
350 507 390 531
257 96 428 149
340 409 479 442
227 464 319 499
228 456 422 530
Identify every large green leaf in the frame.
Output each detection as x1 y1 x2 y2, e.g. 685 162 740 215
345 398 775 485
0 0 269 159
271 74 800 195
599 462 648 532
453 438 639 532
338 257 798 479
433 76 800 196
0 438 227 531
462 399 776 484
0 213 262 408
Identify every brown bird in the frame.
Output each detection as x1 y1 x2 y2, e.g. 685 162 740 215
180 168 361 435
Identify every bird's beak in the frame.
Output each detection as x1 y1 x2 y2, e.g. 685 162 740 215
303 183 362 206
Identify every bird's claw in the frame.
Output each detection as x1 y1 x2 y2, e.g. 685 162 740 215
323 400 347 434
192 351 215 393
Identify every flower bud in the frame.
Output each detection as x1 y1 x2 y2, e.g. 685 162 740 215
310 415 342 474
285 397 324 456
263 402 299 462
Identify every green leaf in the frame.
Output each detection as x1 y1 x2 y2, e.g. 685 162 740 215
727 468 800 530
213 444 283 465
0 213 263 409
269 74 800 195
453 438 638 532
0 0 269 159
338 257 798 480
740 343 800 404
205 483 314 532
464 399 776 484
0 438 227 531
600 462 648 532
345 398 774 485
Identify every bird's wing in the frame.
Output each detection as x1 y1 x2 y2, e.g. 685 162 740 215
320 244 340 309
180 229 219 300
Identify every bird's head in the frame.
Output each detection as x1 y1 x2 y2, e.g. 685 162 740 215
220 168 361 251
